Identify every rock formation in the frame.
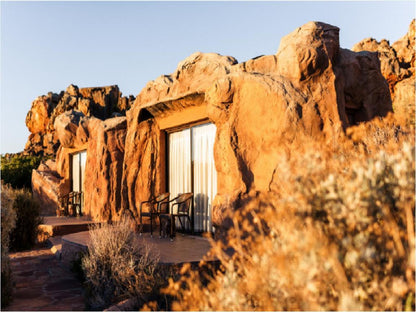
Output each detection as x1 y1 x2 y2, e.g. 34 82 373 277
32 109 127 220
31 160 62 216
122 21 392 228
352 19 415 124
25 85 134 156
32 21 413 226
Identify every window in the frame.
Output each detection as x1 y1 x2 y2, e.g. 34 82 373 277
168 123 217 232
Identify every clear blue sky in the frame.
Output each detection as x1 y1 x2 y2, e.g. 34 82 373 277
1 1 414 154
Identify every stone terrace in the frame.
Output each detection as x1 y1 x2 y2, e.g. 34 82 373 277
62 230 216 265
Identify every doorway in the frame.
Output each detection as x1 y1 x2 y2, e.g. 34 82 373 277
168 123 217 232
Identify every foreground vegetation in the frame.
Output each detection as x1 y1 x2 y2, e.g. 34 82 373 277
164 115 415 311
81 217 163 310
1 183 43 307
1 154 43 189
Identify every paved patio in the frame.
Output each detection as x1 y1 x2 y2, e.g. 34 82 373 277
5 248 85 311
62 230 216 264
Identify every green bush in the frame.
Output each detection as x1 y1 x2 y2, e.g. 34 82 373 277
1 154 43 189
1 183 16 308
9 189 43 251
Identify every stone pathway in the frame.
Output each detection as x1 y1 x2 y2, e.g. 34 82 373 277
4 247 85 311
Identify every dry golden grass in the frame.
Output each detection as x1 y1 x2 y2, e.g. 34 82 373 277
164 115 415 311
82 215 160 310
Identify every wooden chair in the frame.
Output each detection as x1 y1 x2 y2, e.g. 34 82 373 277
57 191 83 217
159 192 194 239
69 191 83 217
139 192 170 237
58 193 70 216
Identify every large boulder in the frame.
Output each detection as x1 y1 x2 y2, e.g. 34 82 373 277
392 19 415 66
53 110 85 148
31 160 62 216
352 19 415 124
392 77 415 125
83 117 127 221
136 52 238 107
206 22 391 226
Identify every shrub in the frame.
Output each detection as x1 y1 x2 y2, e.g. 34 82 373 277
165 118 415 311
1 154 43 189
82 216 159 310
1 183 16 308
9 189 43 251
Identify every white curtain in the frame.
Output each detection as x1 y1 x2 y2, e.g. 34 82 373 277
79 150 87 210
72 153 80 192
192 123 217 232
168 123 217 232
169 128 192 218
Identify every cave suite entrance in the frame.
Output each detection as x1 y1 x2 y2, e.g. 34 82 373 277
168 122 217 233
71 150 87 211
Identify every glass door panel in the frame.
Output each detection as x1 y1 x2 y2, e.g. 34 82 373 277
192 123 217 232
168 123 217 232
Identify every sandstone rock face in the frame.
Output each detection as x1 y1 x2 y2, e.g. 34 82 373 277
392 19 415 66
352 19 415 124
122 21 392 229
83 117 127 221
392 77 415 125
121 119 163 221
206 22 392 226
54 110 85 148
136 52 238 107
25 85 134 156
31 160 62 216
32 108 127 221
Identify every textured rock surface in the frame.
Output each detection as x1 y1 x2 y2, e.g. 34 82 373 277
121 119 163 221
136 52 238 107
31 160 62 216
352 19 415 124
32 108 127 221
53 110 85 148
122 21 392 229
206 22 392 226
83 116 127 221
24 85 134 156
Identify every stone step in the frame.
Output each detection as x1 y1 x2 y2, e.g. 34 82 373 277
38 216 100 243
46 236 62 259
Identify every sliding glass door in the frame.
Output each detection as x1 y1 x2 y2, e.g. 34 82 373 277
168 123 217 232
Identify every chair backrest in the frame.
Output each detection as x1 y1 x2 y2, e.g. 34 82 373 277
176 192 193 214
156 192 170 203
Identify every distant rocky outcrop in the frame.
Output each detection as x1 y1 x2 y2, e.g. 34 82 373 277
353 19 415 124
24 84 134 156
